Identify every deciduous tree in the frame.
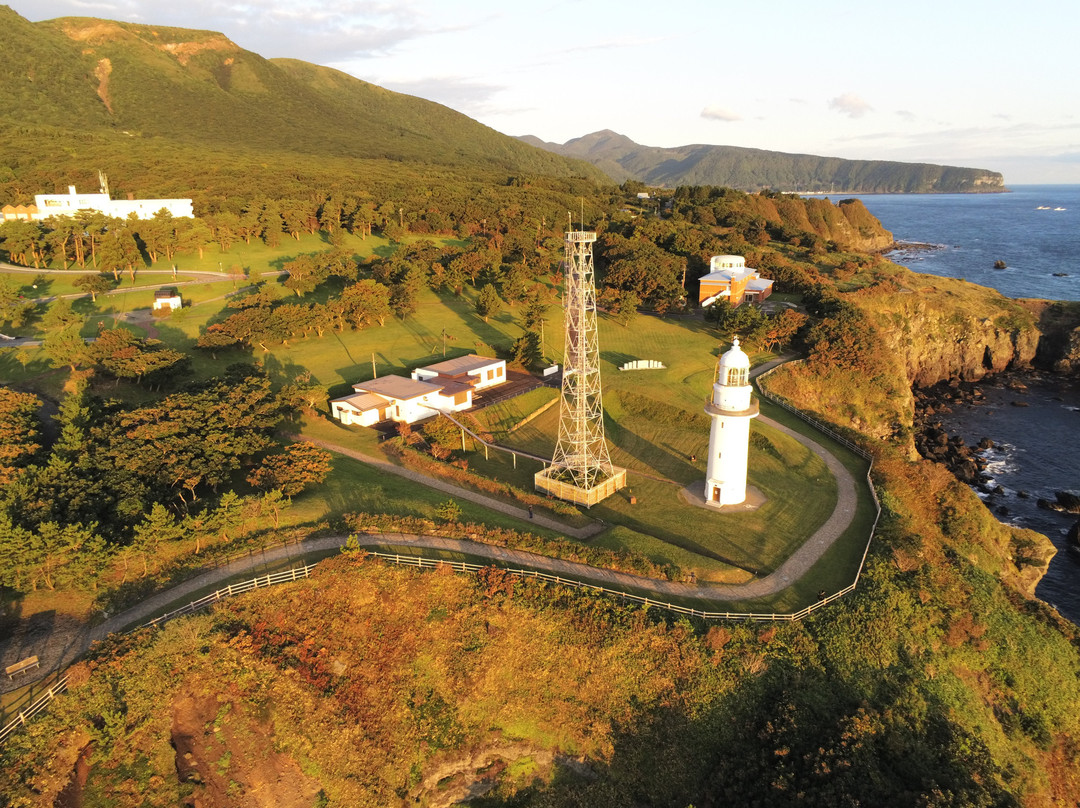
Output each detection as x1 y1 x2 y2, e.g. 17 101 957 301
247 442 333 496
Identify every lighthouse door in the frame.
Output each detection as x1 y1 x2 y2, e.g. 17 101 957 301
712 486 721 502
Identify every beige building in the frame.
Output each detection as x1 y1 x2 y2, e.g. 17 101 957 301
331 355 507 426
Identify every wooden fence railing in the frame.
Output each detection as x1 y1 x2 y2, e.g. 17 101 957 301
1 360 882 748
754 363 882 592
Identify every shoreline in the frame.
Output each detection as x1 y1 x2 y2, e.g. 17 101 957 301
912 367 1080 618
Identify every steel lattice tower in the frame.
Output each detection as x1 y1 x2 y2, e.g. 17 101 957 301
535 230 625 506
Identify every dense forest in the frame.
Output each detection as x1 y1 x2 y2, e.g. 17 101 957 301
2 7 1080 806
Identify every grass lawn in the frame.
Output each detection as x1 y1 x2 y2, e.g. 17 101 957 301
1 236 881 616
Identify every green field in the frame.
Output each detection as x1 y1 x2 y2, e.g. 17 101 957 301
1 234 878 615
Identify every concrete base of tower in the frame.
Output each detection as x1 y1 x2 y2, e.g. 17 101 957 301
679 482 767 513
534 466 627 507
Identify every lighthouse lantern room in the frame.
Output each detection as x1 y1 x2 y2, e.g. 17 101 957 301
704 337 759 506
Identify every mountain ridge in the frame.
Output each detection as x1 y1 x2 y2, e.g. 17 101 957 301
0 6 607 185
520 129 1006 193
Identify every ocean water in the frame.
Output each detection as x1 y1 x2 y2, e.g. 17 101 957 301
843 185 1080 622
846 184 1080 302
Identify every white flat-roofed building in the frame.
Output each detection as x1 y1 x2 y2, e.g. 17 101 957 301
332 355 508 427
29 186 193 221
330 392 395 427
411 354 506 390
152 289 183 311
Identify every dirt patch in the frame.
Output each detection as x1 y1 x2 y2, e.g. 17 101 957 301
60 21 130 44
159 37 236 65
93 58 112 114
409 743 593 807
54 742 93 808
171 686 322 808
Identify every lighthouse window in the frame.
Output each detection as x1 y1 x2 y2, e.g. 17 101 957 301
725 368 748 386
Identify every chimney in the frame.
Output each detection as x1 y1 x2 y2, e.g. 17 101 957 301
68 186 76 195
128 192 134 200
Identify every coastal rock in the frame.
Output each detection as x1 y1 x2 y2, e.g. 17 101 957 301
876 298 1040 388
1068 519 1080 547
1023 302 1080 374
1052 326 1080 374
1055 491 1080 514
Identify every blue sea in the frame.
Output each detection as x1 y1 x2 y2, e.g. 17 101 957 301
847 184 1080 302
842 185 1080 622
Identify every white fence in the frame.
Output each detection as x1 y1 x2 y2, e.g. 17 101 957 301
619 359 666 371
1 361 881 748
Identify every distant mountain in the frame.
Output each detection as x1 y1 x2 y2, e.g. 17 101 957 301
0 6 605 191
519 130 1005 194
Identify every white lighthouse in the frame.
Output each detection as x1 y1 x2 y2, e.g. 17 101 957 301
704 337 759 506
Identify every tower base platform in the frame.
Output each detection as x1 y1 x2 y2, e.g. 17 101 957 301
535 467 627 507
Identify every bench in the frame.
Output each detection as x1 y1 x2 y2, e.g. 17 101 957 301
5 656 39 679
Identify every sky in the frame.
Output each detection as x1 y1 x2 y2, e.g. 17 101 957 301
10 0 1080 184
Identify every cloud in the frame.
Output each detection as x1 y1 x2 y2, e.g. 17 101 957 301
20 0 437 62
701 105 740 122
895 110 916 122
829 93 872 118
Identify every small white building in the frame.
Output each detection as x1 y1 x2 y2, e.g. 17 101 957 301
704 337 759 506
330 355 506 427
698 254 774 308
152 289 182 311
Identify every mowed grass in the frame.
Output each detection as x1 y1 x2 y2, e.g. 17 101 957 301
1 238 880 613
470 383 839 584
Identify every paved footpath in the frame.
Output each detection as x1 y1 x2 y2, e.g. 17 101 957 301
1 415 859 696
290 434 606 541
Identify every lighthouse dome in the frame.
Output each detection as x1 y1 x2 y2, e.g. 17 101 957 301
717 337 751 384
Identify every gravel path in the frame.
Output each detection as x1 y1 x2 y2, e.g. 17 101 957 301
1 354 865 698
292 435 605 541
2 416 859 696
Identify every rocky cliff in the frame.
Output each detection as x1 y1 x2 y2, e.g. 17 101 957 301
1023 300 1080 374
746 195 895 253
862 274 1041 388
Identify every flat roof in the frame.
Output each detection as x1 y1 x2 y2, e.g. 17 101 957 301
700 267 757 284
331 392 389 412
420 354 501 376
436 380 474 397
353 375 443 401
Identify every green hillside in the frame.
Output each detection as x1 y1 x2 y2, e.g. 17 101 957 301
0 6 605 189
521 129 1006 193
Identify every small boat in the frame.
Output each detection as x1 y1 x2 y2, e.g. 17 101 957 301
1054 207 1067 211
1037 205 1051 210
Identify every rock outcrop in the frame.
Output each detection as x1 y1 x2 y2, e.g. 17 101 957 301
745 195 894 253
867 284 1040 388
1023 300 1080 374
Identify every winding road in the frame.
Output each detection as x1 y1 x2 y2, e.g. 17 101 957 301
1 407 859 696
